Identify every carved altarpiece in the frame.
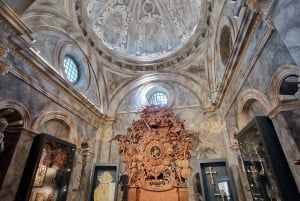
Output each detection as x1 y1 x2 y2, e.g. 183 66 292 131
113 106 194 201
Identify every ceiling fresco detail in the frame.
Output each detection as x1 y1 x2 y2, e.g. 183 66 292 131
86 0 202 61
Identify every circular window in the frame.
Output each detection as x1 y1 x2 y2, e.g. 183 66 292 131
63 56 79 83
149 91 168 106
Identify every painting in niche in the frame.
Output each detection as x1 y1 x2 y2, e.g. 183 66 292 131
93 171 116 201
150 145 161 158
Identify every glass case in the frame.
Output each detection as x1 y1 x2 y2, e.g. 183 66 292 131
236 116 299 201
15 133 76 201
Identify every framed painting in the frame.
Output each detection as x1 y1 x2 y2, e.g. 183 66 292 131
88 163 119 201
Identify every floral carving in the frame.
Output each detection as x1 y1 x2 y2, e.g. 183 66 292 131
112 105 195 191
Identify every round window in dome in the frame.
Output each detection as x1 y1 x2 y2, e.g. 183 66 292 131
149 91 168 106
63 56 79 83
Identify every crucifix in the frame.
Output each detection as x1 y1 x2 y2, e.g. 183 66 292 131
205 166 217 188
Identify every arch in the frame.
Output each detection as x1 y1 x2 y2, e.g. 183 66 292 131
107 73 210 116
269 64 300 105
0 100 31 129
211 1 238 91
237 89 272 128
32 110 78 145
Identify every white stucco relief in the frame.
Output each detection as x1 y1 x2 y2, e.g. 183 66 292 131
86 0 201 61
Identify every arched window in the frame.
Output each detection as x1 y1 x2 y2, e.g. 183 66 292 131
63 56 79 83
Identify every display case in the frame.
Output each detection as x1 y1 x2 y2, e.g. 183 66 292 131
15 133 76 201
88 163 119 201
199 158 238 201
236 116 299 201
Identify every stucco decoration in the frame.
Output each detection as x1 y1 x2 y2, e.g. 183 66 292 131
86 0 201 61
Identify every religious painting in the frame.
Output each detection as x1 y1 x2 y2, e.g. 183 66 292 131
15 133 76 201
33 164 47 187
150 145 161 158
88 163 119 201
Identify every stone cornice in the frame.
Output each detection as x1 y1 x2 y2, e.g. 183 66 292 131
0 3 115 126
0 1 32 37
267 101 300 119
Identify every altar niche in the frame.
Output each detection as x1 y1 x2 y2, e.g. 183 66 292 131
15 134 76 201
112 105 195 201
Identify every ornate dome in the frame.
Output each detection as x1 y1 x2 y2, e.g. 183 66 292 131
85 0 202 62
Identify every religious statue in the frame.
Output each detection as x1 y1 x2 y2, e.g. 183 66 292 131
0 117 8 152
94 171 115 201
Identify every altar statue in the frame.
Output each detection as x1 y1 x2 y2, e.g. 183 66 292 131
94 171 115 201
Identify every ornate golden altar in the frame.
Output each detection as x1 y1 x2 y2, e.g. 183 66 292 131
113 106 194 201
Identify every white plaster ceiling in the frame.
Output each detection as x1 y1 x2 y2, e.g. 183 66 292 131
85 0 202 61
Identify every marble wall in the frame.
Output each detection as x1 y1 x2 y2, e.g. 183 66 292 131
223 0 300 195
111 82 233 201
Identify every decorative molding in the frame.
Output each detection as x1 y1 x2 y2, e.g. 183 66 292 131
222 12 273 117
0 1 32 36
237 88 272 114
267 101 300 119
0 100 31 129
76 0 209 71
204 10 261 114
0 9 115 124
31 111 78 144
236 88 272 128
269 64 300 105
9 66 108 129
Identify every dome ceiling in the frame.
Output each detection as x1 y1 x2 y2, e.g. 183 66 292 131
85 0 202 62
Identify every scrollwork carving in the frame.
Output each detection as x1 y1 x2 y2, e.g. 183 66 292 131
112 105 195 191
